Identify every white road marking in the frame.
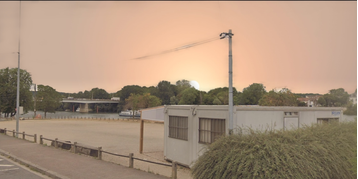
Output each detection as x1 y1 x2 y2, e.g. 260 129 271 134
0 164 14 167
0 168 19 172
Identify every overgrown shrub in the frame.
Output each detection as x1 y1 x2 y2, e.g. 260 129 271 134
191 121 357 179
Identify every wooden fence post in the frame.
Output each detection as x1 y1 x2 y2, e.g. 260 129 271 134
172 161 177 179
55 138 58 148
73 142 77 154
98 147 102 160
129 153 134 168
22 132 25 139
12 130 15 137
40 135 43 144
34 134 37 143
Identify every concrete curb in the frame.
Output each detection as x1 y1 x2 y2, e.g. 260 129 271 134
0 148 69 179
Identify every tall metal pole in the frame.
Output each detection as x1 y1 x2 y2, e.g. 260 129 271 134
220 29 234 135
16 0 21 137
228 29 233 134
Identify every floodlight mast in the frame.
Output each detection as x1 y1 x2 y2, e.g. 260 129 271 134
220 29 234 135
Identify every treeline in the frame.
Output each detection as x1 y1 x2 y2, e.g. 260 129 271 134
0 67 356 116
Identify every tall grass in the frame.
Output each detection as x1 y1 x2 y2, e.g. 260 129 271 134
191 121 357 179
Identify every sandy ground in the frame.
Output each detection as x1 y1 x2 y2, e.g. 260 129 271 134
0 119 192 179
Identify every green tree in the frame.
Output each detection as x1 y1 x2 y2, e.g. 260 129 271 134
176 79 191 94
156 81 175 105
178 88 199 105
141 93 162 108
90 88 110 99
36 85 62 118
0 68 33 117
344 102 357 115
317 96 326 106
239 83 266 105
259 88 299 106
318 88 349 107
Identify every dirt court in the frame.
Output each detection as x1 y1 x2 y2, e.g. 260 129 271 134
0 119 192 179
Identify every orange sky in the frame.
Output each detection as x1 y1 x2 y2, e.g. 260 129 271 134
0 1 356 94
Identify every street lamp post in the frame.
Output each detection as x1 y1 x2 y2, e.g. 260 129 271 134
16 0 21 137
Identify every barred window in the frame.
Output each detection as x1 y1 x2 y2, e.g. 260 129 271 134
317 118 339 124
169 116 188 140
199 118 225 144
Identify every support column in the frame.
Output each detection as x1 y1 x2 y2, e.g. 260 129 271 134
79 103 89 113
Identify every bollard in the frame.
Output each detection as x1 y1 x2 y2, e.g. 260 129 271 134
22 132 25 139
4 128 6 135
40 135 43 144
34 134 37 143
73 142 77 154
55 138 58 148
98 147 102 160
12 130 15 137
172 161 177 179
129 153 134 168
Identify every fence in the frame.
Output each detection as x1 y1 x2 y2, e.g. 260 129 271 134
0 128 37 143
1 132 178 179
3 116 140 121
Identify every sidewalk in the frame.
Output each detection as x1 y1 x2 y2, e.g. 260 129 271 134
0 134 169 179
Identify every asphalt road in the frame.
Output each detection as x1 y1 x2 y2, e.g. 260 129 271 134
0 155 49 179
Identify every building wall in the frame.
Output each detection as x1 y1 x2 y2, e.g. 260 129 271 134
164 105 344 167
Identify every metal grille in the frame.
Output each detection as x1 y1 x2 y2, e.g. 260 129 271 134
317 118 339 124
169 116 188 140
199 118 225 144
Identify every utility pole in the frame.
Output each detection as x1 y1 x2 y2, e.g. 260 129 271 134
16 0 21 137
220 29 234 135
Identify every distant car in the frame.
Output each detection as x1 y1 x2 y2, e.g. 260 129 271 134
67 97 74 100
111 97 120 101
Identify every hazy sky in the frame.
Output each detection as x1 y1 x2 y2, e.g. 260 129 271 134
0 1 356 94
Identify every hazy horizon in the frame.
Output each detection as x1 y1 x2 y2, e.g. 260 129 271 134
1 2 356 94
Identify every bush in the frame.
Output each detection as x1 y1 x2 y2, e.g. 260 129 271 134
191 121 357 179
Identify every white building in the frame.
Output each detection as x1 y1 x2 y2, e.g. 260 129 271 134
160 105 344 167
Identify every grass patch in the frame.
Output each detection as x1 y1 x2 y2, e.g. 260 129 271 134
191 121 357 179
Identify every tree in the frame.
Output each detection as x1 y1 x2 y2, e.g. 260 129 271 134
178 88 200 105
344 102 357 115
239 83 266 105
176 79 191 94
318 88 349 107
156 81 175 105
125 93 161 111
36 85 62 118
259 88 299 106
0 68 33 117
90 88 110 99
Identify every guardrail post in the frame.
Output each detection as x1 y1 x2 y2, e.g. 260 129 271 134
4 128 6 135
172 161 177 179
55 138 58 148
12 130 15 137
98 147 102 160
40 135 43 144
34 134 37 143
129 153 134 168
73 142 77 154
22 132 25 139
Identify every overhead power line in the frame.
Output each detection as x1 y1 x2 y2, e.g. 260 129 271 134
131 36 221 60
